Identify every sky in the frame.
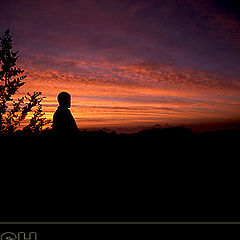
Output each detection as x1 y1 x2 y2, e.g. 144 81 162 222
1 0 240 132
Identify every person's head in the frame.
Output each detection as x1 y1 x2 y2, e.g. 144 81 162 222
57 92 71 108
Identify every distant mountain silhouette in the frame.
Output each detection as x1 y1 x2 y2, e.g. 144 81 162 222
66 126 194 139
3 125 240 141
150 123 162 128
78 129 117 137
132 126 194 138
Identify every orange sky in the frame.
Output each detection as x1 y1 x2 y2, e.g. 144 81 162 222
16 58 240 131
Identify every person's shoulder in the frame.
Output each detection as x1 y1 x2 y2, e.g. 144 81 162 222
66 108 73 115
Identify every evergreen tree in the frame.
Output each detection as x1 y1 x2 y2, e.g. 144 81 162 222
0 29 50 135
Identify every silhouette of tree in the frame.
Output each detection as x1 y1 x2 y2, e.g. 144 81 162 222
0 29 50 135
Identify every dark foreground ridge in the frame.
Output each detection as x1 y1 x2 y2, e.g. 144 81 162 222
1 126 239 222
2 124 240 139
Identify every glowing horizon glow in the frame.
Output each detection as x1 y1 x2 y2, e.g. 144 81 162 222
16 59 240 131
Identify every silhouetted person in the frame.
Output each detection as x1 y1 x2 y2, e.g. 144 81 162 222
52 92 78 135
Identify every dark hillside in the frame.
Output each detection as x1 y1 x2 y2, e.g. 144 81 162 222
0 127 239 222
